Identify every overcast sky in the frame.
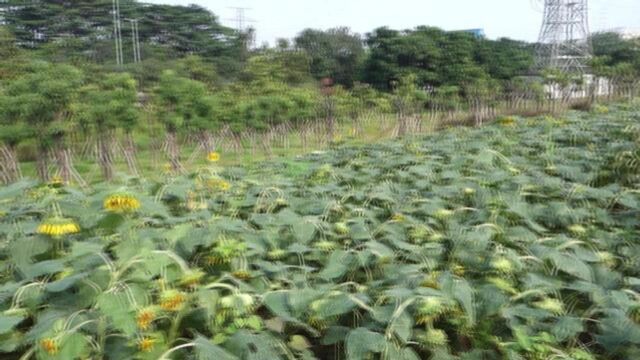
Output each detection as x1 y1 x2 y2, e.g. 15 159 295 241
145 0 640 45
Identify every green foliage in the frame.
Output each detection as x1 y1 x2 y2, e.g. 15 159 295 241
295 27 365 87
155 70 214 133
0 104 639 359
232 90 317 131
0 1 242 66
363 26 535 93
240 49 312 86
175 55 221 87
475 38 535 80
3 61 83 145
392 74 427 114
590 32 640 78
77 73 139 133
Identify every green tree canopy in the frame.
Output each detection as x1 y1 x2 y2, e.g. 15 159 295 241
363 26 534 92
295 27 365 87
77 72 139 133
0 1 242 66
4 61 83 143
590 32 640 78
155 70 214 134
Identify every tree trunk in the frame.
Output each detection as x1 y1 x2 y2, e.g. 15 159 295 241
123 132 139 177
324 96 336 143
0 144 21 183
166 130 182 173
36 143 49 183
199 131 215 154
397 112 407 137
55 140 72 184
97 131 114 181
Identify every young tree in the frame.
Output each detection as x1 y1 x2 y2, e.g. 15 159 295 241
77 73 139 181
0 94 31 183
176 55 220 88
4 62 83 182
155 70 213 172
240 49 312 86
391 74 426 137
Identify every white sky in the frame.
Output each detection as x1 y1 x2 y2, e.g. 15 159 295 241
144 0 640 45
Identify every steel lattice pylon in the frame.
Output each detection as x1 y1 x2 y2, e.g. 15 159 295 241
536 0 592 74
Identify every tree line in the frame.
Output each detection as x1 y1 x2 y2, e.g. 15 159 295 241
0 1 639 183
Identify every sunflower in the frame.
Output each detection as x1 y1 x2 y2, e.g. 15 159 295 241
138 337 156 352
206 177 231 192
217 293 255 321
415 297 447 325
207 151 221 162
136 307 156 331
533 298 565 315
266 248 287 260
206 237 247 265
232 270 252 281
308 316 329 331
314 240 337 252
37 217 80 237
179 270 205 288
629 304 640 324
491 257 514 274
104 194 141 212
159 290 186 312
421 328 448 347
40 338 58 355
498 117 517 127
434 209 454 220
48 175 64 187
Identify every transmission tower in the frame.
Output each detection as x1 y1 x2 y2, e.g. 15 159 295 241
536 0 592 74
226 7 256 48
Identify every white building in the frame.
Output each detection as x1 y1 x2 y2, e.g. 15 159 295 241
544 75 611 99
607 27 640 40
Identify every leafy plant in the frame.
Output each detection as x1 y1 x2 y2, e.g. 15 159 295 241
0 104 639 359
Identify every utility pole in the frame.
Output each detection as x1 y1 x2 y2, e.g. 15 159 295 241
112 0 124 66
126 18 141 63
536 0 592 74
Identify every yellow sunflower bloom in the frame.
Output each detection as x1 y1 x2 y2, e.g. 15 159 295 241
136 307 156 331
207 152 221 162
160 290 187 312
37 218 80 237
40 338 58 355
104 194 141 212
48 175 64 187
206 178 231 192
138 337 156 352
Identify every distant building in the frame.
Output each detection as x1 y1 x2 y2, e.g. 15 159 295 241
606 27 640 40
455 29 486 38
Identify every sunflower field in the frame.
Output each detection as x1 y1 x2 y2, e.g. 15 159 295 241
0 103 639 360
